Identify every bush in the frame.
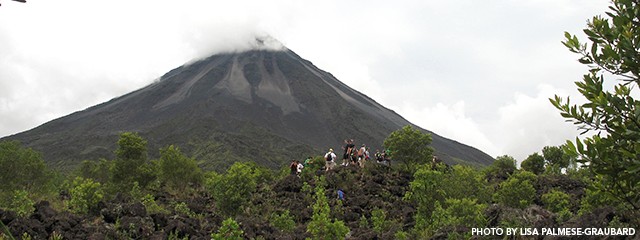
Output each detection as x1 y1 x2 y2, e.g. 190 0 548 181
542 189 573 222
112 132 156 189
211 218 244 240
404 165 445 229
8 190 34 218
0 141 50 196
270 210 295 233
493 171 536 209
542 189 571 213
158 145 203 191
383 125 434 170
485 155 517 182
426 198 487 237
68 177 104 214
306 176 349 240
445 165 492 203
207 162 258 216
371 208 387 234
521 153 545 175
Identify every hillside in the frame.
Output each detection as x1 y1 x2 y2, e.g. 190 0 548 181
2 47 494 170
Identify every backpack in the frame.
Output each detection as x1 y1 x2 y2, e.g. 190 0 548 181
326 153 333 161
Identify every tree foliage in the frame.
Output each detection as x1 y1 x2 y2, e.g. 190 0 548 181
493 171 537 209
306 176 349 240
68 177 104 215
207 162 259 217
112 132 154 189
383 125 434 170
485 155 517 182
158 145 203 191
0 141 50 195
520 153 545 175
211 218 244 240
551 0 640 211
427 198 487 238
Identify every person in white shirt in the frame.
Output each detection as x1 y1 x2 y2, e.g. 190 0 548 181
324 148 337 171
296 160 304 176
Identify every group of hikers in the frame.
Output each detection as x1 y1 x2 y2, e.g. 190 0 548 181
324 139 391 172
289 139 392 176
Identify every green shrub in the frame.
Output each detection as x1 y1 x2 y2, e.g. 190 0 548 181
112 132 156 189
445 165 492 203
521 153 545 175
427 198 487 237
306 176 349 240
371 208 387 234
542 189 571 213
211 218 244 240
207 162 258 216
484 155 517 182
158 145 203 191
174 202 196 218
270 210 295 233
0 141 51 196
493 171 536 209
8 189 34 218
68 177 104 214
404 165 445 229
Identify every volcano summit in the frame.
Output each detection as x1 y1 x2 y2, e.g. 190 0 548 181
3 46 494 170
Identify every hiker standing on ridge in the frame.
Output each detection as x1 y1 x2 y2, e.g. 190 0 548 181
289 160 298 175
325 148 337 172
358 144 366 168
296 160 304 176
342 139 355 166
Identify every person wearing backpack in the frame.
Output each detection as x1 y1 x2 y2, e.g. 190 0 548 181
358 144 366 168
296 160 304 176
324 148 337 172
289 160 298 175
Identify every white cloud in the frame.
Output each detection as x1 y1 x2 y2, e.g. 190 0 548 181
493 84 580 161
396 101 501 158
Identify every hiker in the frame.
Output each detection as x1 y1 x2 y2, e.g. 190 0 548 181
325 148 337 171
350 149 358 166
375 149 383 163
365 147 370 161
290 160 298 175
358 144 366 168
342 139 354 166
296 160 304 176
431 156 441 170
337 189 345 201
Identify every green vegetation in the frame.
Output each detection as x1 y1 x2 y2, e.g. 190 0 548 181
4 1 640 233
0 125 638 238
383 125 434 170
306 176 350 240
68 177 104 214
206 162 259 217
493 170 537 209
211 218 244 240
158 145 203 191
552 0 640 215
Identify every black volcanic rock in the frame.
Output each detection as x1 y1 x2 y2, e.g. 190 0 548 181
2 48 494 170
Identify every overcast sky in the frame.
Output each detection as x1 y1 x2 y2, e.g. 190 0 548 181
0 0 610 161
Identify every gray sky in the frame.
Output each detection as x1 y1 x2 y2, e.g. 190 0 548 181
0 0 609 161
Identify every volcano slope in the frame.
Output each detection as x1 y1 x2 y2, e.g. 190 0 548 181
2 48 494 170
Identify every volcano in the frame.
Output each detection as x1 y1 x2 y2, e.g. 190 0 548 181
2 46 494 170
